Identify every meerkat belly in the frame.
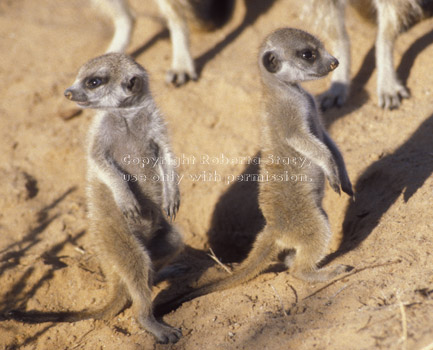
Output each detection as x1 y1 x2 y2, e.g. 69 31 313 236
259 148 323 228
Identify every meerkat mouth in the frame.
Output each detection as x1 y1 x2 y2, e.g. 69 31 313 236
76 101 91 107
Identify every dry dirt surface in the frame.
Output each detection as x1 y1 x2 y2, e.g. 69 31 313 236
1 1 433 349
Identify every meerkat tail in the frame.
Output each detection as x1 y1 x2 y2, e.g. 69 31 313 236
5 281 129 324
155 233 277 316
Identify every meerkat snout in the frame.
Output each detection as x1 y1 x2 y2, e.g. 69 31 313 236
64 86 89 106
64 90 73 100
330 58 339 71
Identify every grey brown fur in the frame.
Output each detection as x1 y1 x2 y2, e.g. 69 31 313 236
157 28 353 314
10 53 184 344
305 0 430 110
6 54 183 343
67 53 183 343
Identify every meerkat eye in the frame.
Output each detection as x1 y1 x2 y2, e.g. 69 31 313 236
86 77 104 89
301 50 316 61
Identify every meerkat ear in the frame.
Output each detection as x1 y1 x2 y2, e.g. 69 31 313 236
124 75 143 94
262 51 281 73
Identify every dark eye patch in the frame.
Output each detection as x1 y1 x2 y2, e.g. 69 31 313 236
85 77 107 89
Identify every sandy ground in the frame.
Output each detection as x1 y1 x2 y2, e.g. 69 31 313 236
1 0 433 349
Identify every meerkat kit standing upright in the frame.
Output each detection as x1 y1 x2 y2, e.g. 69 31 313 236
64 53 183 343
156 28 354 314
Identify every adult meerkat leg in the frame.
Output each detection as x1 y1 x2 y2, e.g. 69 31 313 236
155 0 197 85
305 0 351 110
320 0 351 110
373 0 418 109
93 0 135 53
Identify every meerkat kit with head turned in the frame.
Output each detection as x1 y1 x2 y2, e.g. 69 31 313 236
156 28 354 315
7 53 183 344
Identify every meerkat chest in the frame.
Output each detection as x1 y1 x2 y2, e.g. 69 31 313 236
92 113 159 174
104 114 152 153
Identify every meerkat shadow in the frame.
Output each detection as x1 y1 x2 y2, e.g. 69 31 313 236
397 28 433 86
195 0 278 76
206 154 265 263
323 113 433 263
129 29 170 59
153 155 265 314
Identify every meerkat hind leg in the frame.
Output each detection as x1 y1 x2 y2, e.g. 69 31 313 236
287 213 352 283
308 0 351 110
148 219 186 284
115 232 181 343
93 199 181 342
86 272 130 320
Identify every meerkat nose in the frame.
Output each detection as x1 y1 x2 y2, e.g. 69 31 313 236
330 59 339 71
64 89 73 100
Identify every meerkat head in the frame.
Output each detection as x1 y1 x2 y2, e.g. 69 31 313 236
259 28 338 85
64 53 149 109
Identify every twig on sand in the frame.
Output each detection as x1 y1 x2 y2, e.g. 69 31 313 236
304 259 402 300
397 291 407 350
270 283 289 318
208 248 232 275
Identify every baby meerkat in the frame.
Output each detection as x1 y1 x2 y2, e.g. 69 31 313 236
8 54 183 344
156 28 353 314
69 53 183 343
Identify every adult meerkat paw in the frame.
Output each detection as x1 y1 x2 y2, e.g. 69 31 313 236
320 82 349 111
165 69 198 87
378 81 410 110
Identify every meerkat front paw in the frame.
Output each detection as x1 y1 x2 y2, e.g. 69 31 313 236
339 171 354 197
118 197 142 222
326 162 342 195
320 82 349 111
378 81 410 110
164 188 180 220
